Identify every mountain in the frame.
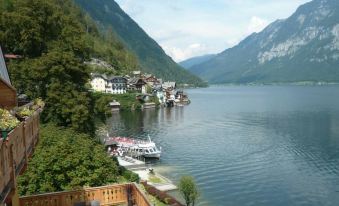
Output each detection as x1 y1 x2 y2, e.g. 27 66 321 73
74 0 206 87
180 54 216 69
191 0 339 84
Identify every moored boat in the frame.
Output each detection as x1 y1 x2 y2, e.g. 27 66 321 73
104 135 161 158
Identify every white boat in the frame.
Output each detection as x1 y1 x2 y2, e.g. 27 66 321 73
104 135 161 158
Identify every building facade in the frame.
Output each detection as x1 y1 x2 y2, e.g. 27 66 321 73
90 74 127 94
106 77 127 94
128 77 147 93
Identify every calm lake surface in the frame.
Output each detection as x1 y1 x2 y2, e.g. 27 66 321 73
107 86 339 206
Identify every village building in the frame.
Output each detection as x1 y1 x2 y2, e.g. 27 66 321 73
107 76 128 94
91 73 107 92
132 70 141 77
109 100 121 112
0 46 17 109
144 74 160 87
90 74 127 94
128 77 147 93
162 81 177 90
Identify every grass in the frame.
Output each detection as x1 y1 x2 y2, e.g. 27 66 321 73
148 175 165 184
138 184 168 206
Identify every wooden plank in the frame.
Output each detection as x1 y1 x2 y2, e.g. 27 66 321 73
7 123 26 176
0 79 17 109
0 139 13 202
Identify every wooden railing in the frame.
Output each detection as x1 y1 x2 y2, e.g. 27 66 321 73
131 184 151 206
0 107 152 206
19 183 151 206
0 109 41 204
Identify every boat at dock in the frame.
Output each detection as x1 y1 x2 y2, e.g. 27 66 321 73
104 135 161 158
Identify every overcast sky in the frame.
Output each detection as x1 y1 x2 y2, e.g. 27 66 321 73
115 0 310 62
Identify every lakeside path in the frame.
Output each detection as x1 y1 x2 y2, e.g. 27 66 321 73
117 156 177 191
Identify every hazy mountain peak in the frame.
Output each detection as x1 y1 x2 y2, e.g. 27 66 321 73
190 0 339 84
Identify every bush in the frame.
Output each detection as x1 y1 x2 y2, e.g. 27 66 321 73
0 109 20 131
16 107 34 119
118 165 139 182
178 176 199 206
17 124 119 195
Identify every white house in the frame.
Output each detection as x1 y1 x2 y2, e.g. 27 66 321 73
91 74 107 92
162 81 176 90
90 74 127 94
106 76 127 94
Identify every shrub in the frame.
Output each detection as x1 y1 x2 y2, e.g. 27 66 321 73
16 107 34 119
0 109 20 131
178 176 199 206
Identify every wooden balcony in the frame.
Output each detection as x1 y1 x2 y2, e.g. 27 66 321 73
0 78 17 109
0 110 41 204
0 107 152 206
19 183 151 206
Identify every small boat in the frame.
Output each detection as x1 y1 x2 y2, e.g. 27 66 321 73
104 135 161 158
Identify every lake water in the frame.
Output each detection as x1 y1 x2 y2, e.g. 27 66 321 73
107 86 339 206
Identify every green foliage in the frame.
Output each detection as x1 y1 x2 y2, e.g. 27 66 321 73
0 109 19 131
178 176 199 206
149 96 160 106
118 166 140 183
109 93 143 111
34 98 45 108
0 0 138 133
91 92 113 121
17 124 119 195
16 107 34 118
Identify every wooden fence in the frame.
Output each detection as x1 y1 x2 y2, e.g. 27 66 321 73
19 183 151 206
0 110 41 204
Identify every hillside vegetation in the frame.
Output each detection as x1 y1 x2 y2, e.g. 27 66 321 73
0 0 137 133
75 0 207 87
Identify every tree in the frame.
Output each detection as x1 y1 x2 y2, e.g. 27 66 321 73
17 124 119 195
178 176 199 206
1 0 139 133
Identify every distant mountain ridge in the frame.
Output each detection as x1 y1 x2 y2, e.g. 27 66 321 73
75 0 206 87
179 54 216 69
190 0 339 84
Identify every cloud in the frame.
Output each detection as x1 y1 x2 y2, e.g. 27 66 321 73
115 0 310 60
117 0 144 17
246 16 269 35
162 43 209 62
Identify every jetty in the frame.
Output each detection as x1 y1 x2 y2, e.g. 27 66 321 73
117 156 177 192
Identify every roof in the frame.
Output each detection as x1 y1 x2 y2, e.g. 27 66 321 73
109 101 121 106
91 73 126 81
128 77 146 85
104 139 118 146
4 54 22 59
133 71 141 75
0 46 11 85
162 81 176 89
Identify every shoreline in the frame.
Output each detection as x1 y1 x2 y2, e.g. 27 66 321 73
208 81 339 87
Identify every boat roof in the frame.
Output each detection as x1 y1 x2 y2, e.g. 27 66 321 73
104 139 118 146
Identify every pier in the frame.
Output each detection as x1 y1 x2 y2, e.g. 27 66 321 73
117 156 177 192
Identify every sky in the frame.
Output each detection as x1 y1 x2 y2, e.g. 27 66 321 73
115 0 310 62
